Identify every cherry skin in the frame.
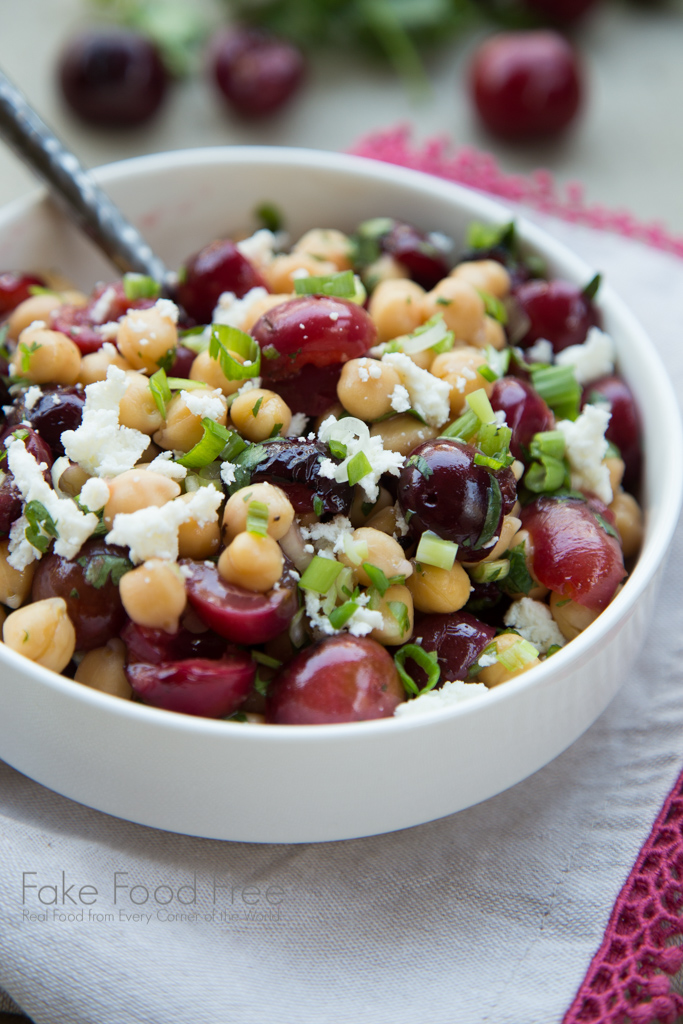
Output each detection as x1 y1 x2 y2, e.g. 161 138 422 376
522 0 599 25
211 27 305 119
122 620 228 664
490 377 554 461
379 222 450 291
175 239 268 325
265 635 404 724
127 654 255 718
0 273 45 316
250 437 354 517
58 29 169 128
583 375 641 492
470 31 583 142
410 612 497 686
514 278 600 352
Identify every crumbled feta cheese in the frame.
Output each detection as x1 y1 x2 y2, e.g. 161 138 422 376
503 597 566 655
300 515 354 556
357 364 370 383
89 286 117 325
286 412 309 437
106 485 222 563
329 311 339 322
317 415 404 502
236 229 278 268
180 388 225 421
212 286 269 331
235 377 261 396
61 365 149 477
555 326 616 385
394 680 489 718
304 588 383 638
291 267 309 280
23 386 43 411
556 403 612 503
381 351 451 427
477 652 498 668
6 440 99 570
393 504 410 538
97 323 120 341
390 383 411 414
79 477 110 512
146 451 187 481
525 338 554 365
220 461 237 487
154 298 179 324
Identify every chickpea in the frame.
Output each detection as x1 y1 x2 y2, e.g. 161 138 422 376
472 316 506 351
451 259 511 299
609 490 644 559
476 633 541 688
120 560 187 633
369 415 438 456
59 289 88 307
292 228 353 271
431 346 493 418
53 461 90 498
349 485 393 528
116 305 178 373
262 253 338 293
337 357 402 421
177 493 222 560
78 345 131 385
313 402 344 433
11 325 81 386
222 482 294 542
370 584 414 646
3 597 76 673
153 390 228 453
230 388 291 442
422 278 485 344
605 456 625 495
403 348 435 371
549 591 599 641
0 538 35 609
367 279 427 344
218 531 284 593
190 350 245 397
75 639 132 700
240 293 294 332
408 559 471 614
363 254 409 290
118 370 165 434
0 606 6 630
479 515 522 564
7 293 63 340
338 527 412 586
104 469 181 528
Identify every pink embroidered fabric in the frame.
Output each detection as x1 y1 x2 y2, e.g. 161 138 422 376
350 125 683 259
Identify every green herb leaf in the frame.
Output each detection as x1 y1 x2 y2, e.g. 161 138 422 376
77 552 133 589
582 273 601 301
255 202 283 233
19 340 41 373
477 288 508 325
502 544 534 596
177 419 236 468
312 494 324 517
294 269 356 298
23 500 58 554
246 500 269 536
405 452 433 479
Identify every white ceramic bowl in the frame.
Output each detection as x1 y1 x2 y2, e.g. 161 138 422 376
0 147 679 843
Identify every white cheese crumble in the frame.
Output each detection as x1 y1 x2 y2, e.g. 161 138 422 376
394 680 489 718
154 298 179 324
299 515 354 557
23 386 43 411
97 322 120 341
525 338 554 364
6 440 99 570
317 415 404 502
235 376 262 397
503 598 566 655
220 461 237 487
61 365 149 477
556 403 612 504
304 589 384 638
211 286 269 331
381 352 450 427
180 388 226 421
555 326 616 385
390 383 411 414
146 451 188 481
106 485 223 564
78 477 110 512
477 652 498 668
89 286 117 325
286 412 309 437
236 229 278 268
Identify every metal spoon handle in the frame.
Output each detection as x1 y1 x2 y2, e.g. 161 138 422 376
0 68 171 287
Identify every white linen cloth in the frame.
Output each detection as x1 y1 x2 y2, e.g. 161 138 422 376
1 212 683 1024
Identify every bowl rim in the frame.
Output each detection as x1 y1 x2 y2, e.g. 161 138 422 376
0 144 680 742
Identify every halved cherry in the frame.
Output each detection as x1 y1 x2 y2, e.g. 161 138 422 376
127 653 255 718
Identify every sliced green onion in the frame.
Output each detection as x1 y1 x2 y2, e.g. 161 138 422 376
165 377 208 391
394 644 441 697
313 495 324 517
209 324 261 381
294 269 355 298
525 455 567 494
298 555 343 595
347 450 372 487
531 365 581 421
582 272 601 301
328 600 359 630
483 344 510 382
415 531 458 571
474 474 502 551
466 388 496 425
180 326 209 354
387 600 410 637
252 651 282 669
362 562 391 596
497 636 540 672
123 273 161 301
440 407 479 442
398 314 454 356
246 500 269 536
328 439 347 460
468 559 510 584
148 367 172 418
545 644 563 658
477 289 508 325
255 202 283 233
529 430 565 461
477 421 513 464
335 566 355 601
177 419 236 468
343 533 369 567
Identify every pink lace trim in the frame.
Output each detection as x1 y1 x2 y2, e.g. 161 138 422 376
349 126 683 259
562 772 683 1024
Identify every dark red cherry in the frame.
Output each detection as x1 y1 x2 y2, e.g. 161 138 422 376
521 495 625 610
51 281 156 355
522 0 599 25
470 31 583 142
168 345 196 380
122 620 228 664
175 239 268 325
127 653 255 718
514 278 600 353
410 612 497 687
380 223 450 290
267 362 343 418
211 27 305 119
583 376 642 493
490 377 554 461
265 635 404 724
58 29 169 128
250 437 354 517
0 273 45 316
15 386 85 457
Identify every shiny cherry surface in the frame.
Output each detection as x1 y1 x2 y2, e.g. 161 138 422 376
250 437 354 516
175 240 268 325
521 495 625 610
584 375 642 492
523 0 599 24
380 222 450 290
127 653 255 718
0 427 53 533
266 361 342 417
211 27 305 119
183 560 298 644
16 386 85 457
0 273 45 316
515 278 600 352
490 376 554 460
122 620 228 664
265 635 404 724
58 29 169 127
471 31 582 142
412 612 496 685
51 282 155 355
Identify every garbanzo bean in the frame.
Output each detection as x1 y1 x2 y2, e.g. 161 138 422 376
118 370 164 434
369 415 438 456
479 515 522 563
364 504 405 537
370 584 414 646
78 345 131 385
431 346 493 417
367 278 426 344
240 293 294 332
549 591 599 641
605 456 626 495
153 390 228 452
218 531 284 593
476 632 541 688
338 527 412 586
407 559 471 614
362 254 409 291
7 293 63 340
504 529 548 601
177 493 222 560
3 597 76 673
609 490 644 559
422 278 485 343
292 228 353 270
116 304 178 373
119 560 187 633
337 357 402 421
223 483 294 542
74 639 132 699
189 350 245 397
0 537 35 609
12 325 81 386
229 388 291 442
262 253 338 293
472 316 506 351
104 469 181 527
451 259 511 299
348 485 393 528
53 461 89 498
